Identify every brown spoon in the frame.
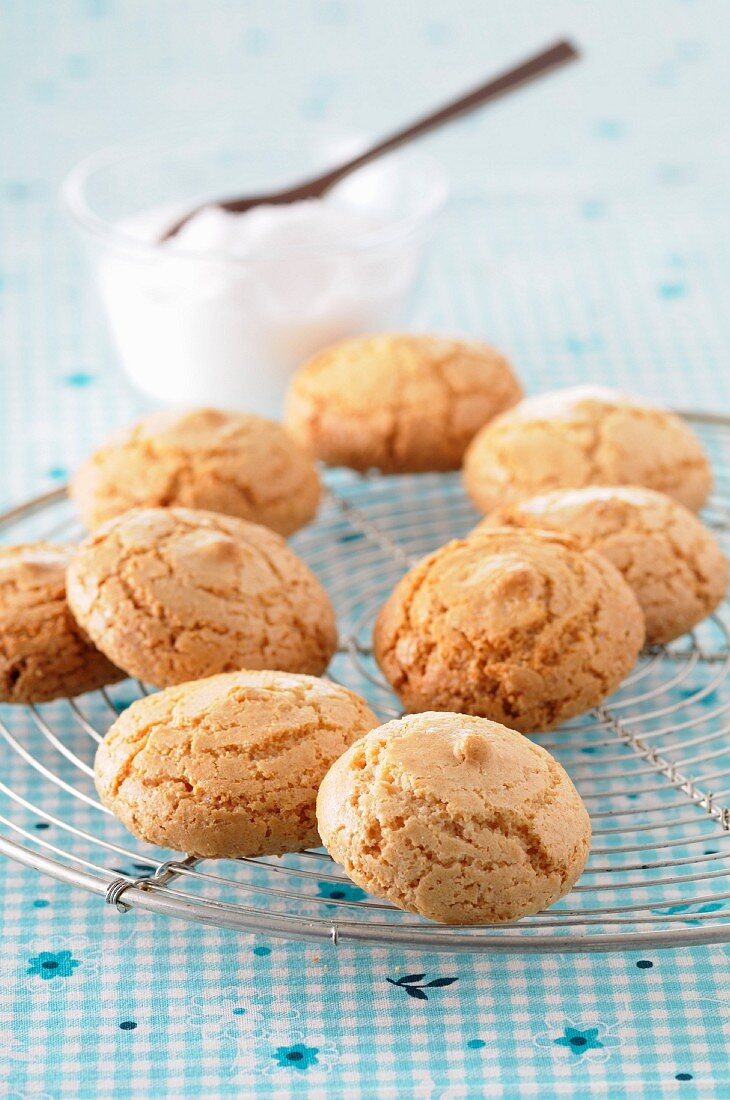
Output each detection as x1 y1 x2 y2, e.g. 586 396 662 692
161 38 579 242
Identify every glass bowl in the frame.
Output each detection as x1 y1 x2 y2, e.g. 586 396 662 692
63 122 448 417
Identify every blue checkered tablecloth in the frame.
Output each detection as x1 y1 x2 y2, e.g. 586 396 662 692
2 2 730 1097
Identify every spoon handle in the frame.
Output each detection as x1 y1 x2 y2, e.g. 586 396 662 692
293 38 580 194
162 38 579 238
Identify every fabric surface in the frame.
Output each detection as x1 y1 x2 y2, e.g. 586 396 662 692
1 2 730 1097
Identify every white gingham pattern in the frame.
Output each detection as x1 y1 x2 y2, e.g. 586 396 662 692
1 1 730 1096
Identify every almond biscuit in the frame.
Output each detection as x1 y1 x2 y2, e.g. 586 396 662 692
463 386 712 513
480 486 727 645
71 407 321 535
96 670 378 858
317 712 591 924
285 333 522 473
67 507 338 688
0 543 122 703
374 527 644 732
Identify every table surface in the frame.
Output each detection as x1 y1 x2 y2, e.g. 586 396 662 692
2 1 730 1097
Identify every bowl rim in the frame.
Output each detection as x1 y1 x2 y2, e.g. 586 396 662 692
61 122 450 263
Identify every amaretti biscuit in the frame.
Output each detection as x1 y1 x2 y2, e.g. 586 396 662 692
96 670 379 858
70 406 321 536
480 486 728 645
463 386 712 513
374 528 644 732
67 507 338 688
317 712 591 924
0 543 122 703
284 333 523 473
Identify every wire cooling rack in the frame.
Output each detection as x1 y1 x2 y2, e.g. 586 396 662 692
1 411 729 954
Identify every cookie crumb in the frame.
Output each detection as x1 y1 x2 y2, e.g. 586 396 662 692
453 731 490 765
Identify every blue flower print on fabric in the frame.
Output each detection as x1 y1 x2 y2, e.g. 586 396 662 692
27 950 79 980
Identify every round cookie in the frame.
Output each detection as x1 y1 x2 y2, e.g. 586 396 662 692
479 486 728 645
96 670 379 858
284 333 523 473
317 712 591 924
67 507 338 688
70 406 321 535
0 543 122 703
463 385 712 513
374 528 644 732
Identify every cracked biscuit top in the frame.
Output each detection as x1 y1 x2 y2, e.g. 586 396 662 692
373 527 645 732
96 670 379 859
284 333 523 473
480 486 728 646
463 385 712 513
0 542 123 703
316 712 591 924
66 507 338 688
70 406 321 536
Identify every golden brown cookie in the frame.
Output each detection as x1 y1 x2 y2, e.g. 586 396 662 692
67 507 338 688
317 712 591 924
96 670 379 859
479 486 728 645
0 543 122 703
463 386 712 513
374 528 644 732
70 407 321 535
284 333 523 472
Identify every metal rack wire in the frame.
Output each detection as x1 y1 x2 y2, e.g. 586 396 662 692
1 410 729 953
